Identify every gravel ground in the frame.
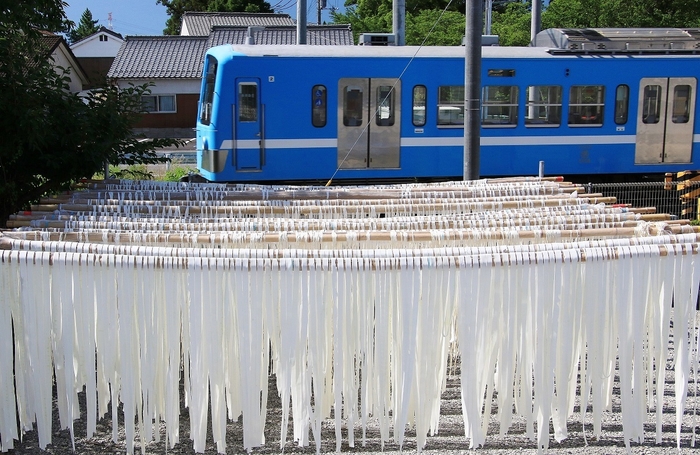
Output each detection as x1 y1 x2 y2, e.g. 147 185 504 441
5 315 700 455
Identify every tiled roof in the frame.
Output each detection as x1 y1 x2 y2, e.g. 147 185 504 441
181 12 295 36
208 25 354 46
39 31 62 56
107 36 208 79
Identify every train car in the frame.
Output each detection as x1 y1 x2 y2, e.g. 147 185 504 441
195 28 700 183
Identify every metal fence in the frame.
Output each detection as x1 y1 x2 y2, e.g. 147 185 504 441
586 180 700 220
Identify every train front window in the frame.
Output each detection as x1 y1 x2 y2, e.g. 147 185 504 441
376 86 395 126
200 56 217 126
568 85 604 126
525 85 561 127
412 85 426 126
672 85 691 123
312 85 327 127
343 86 363 127
615 85 629 125
481 85 518 127
238 83 258 122
642 85 662 124
437 86 464 126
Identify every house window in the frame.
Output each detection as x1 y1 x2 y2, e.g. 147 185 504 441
100 34 108 42
142 95 176 113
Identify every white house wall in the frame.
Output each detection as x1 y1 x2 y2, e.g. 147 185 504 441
71 35 124 58
115 79 201 95
51 47 86 93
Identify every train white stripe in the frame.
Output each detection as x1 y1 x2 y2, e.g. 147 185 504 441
402 135 637 147
219 139 337 149
216 134 700 150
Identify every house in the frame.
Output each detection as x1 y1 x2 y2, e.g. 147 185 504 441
107 14 353 138
40 31 89 93
180 12 295 35
70 26 124 88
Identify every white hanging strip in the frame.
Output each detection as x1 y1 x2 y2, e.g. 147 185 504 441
0 253 20 452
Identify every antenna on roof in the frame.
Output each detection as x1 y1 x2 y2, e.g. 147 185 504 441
108 12 113 30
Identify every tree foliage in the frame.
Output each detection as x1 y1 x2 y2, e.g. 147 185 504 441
0 0 180 226
68 8 100 43
158 0 273 35
332 0 466 45
491 1 532 46
334 0 700 46
489 0 700 45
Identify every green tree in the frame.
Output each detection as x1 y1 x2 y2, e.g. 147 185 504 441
541 0 700 29
491 1 531 46
0 0 180 227
158 0 273 35
332 0 466 45
406 10 465 46
68 8 100 43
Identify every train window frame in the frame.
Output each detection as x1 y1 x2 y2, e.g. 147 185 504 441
376 85 395 127
200 57 218 125
641 84 662 124
671 84 692 124
142 95 176 114
238 82 258 123
615 85 629 125
437 86 464 127
481 85 519 128
525 85 562 127
343 85 364 127
412 85 427 127
568 85 605 127
311 85 327 128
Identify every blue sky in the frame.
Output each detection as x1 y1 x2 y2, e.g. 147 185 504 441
64 0 344 36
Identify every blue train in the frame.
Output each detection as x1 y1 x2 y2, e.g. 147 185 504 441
195 28 700 183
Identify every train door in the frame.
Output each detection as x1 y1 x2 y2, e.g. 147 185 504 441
337 78 401 169
635 77 696 164
234 78 263 170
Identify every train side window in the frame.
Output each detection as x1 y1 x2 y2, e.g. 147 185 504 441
437 86 464 126
642 85 662 124
311 85 327 127
412 85 427 126
672 84 691 124
568 85 604 126
525 85 561 127
614 85 629 125
200 56 218 125
343 86 363 127
238 82 258 122
481 85 518 127
376 85 395 126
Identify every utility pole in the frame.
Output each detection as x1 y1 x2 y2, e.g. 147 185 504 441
531 0 542 43
463 0 483 181
297 0 307 44
393 0 405 46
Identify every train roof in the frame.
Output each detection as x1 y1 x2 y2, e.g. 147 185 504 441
217 44 558 60
534 28 700 52
212 41 700 61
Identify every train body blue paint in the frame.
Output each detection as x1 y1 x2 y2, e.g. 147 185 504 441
195 32 700 183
